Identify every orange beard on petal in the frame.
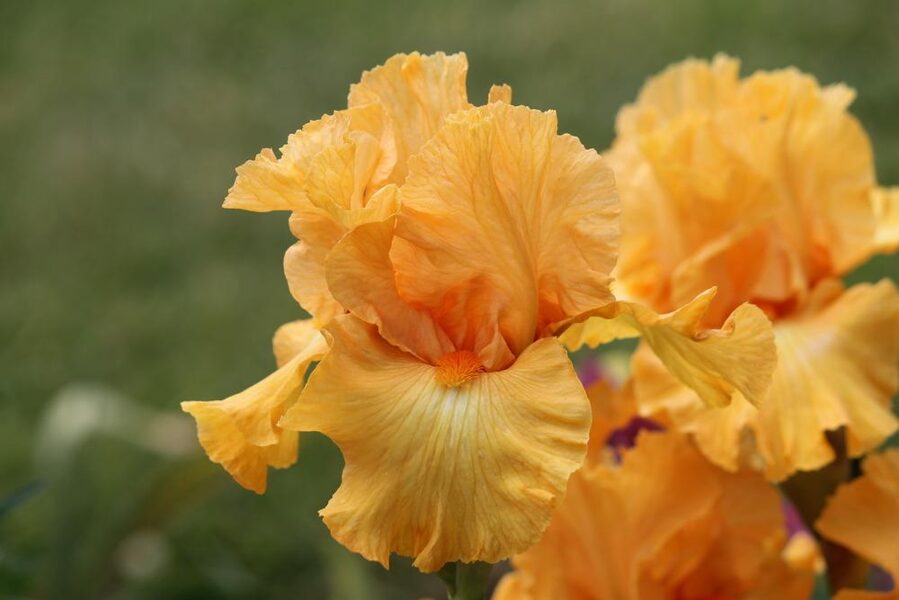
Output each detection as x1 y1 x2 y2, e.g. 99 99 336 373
435 350 485 387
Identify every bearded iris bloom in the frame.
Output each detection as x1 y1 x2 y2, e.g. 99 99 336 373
494 430 820 600
601 55 899 481
182 52 778 572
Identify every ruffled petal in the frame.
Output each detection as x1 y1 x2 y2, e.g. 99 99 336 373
181 320 327 493
226 103 399 326
223 148 308 212
816 449 899 600
634 279 899 480
348 51 470 181
279 315 590 572
387 103 617 368
224 104 395 214
294 117 397 226
283 185 399 328
610 55 881 323
760 280 899 476
324 216 453 364
495 431 816 600
754 70 877 276
615 54 741 137
562 288 776 409
488 84 513 104
631 341 756 473
272 318 326 368
283 238 344 329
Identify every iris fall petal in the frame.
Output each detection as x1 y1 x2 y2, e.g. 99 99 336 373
562 288 776 408
181 319 327 493
635 280 899 480
279 315 591 572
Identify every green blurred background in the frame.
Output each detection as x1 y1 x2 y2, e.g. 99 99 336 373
1 0 897 597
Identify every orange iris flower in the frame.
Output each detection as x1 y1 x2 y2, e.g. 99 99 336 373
495 429 820 600
182 52 778 572
605 55 899 481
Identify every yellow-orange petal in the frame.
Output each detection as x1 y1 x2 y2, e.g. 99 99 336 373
283 204 345 328
282 102 397 197
634 279 899 480
816 449 899 600
283 239 343 329
562 288 777 409
295 113 398 226
279 315 590 572
610 55 881 322
386 102 617 368
495 431 816 600
750 69 876 277
615 54 741 138
324 216 454 364
225 101 393 212
873 186 899 254
272 318 326 368
284 186 399 328
223 148 309 212
223 102 395 218
758 279 899 478
630 341 757 473
488 83 513 104
348 51 470 182
181 320 327 493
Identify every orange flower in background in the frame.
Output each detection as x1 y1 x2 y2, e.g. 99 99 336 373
610 55 897 318
183 52 779 572
607 55 899 481
816 449 899 600
495 431 820 600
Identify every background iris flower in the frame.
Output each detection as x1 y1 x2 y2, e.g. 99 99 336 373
496 430 821 600
606 56 899 481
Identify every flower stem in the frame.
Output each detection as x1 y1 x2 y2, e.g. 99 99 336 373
437 561 493 600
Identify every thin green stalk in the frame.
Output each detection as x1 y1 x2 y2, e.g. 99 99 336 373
437 561 493 600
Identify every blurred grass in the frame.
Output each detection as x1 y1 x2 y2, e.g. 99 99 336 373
0 0 897 597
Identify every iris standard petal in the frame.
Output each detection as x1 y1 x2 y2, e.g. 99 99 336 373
390 103 618 368
348 51 471 181
610 55 881 323
284 185 399 327
324 216 454 364
223 148 309 212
